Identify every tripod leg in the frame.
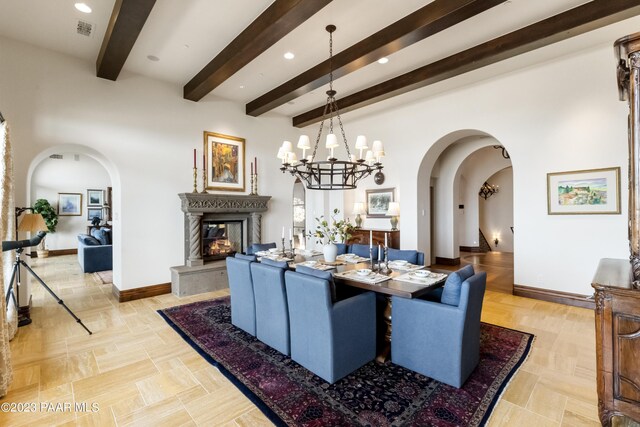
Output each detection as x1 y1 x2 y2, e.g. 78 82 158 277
19 261 92 335
5 261 18 304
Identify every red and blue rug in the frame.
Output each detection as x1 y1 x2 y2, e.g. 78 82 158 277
158 297 533 426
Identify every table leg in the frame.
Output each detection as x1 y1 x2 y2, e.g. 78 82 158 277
376 296 392 363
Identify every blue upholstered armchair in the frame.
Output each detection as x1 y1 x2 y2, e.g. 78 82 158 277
391 270 487 388
349 243 377 259
226 257 256 336
387 248 425 265
284 270 377 384
246 242 276 255
250 259 290 355
335 243 348 255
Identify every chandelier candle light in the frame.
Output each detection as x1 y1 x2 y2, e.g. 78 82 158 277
277 25 384 190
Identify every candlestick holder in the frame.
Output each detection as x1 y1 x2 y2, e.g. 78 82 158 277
192 167 198 193
281 238 286 256
201 168 207 194
253 174 259 195
379 246 390 274
369 247 377 271
249 174 256 195
289 239 294 257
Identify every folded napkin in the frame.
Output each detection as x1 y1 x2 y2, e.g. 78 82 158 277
293 261 335 271
387 261 424 272
334 270 391 284
258 255 294 262
337 254 370 264
393 271 447 286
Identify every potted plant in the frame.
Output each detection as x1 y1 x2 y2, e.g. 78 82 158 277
33 198 58 258
308 208 354 262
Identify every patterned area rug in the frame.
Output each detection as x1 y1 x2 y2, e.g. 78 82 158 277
93 270 113 284
158 297 533 426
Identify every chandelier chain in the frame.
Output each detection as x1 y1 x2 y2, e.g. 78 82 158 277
334 103 353 160
311 102 330 161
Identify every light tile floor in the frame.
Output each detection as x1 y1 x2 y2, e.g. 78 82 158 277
0 255 600 426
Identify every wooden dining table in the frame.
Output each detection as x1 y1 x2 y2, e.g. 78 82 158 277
289 254 449 362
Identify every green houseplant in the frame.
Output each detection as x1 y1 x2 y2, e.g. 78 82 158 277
33 198 58 257
308 208 354 262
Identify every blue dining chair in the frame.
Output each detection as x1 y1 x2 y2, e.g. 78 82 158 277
246 242 277 255
335 243 348 255
225 256 256 336
391 268 487 388
349 243 377 259
284 270 377 384
250 258 290 355
387 248 425 265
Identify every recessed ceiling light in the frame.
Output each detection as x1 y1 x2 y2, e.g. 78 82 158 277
377 57 389 64
147 55 160 62
74 3 92 13
284 52 295 60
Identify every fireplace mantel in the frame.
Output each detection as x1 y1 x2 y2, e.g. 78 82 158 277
178 193 271 267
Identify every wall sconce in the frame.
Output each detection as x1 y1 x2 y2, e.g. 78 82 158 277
479 181 499 200
494 237 499 247
493 233 500 247
353 202 365 228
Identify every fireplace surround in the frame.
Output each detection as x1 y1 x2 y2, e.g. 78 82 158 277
171 193 271 297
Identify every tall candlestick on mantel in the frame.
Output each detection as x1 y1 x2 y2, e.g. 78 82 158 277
251 162 253 176
255 157 257 174
369 230 373 248
193 149 196 168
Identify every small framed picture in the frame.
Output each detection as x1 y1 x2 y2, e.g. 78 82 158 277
58 193 82 216
547 167 621 215
87 189 104 207
366 188 395 217
87 208 103 221
204 131 245 192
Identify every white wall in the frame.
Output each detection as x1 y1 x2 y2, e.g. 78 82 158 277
30 153 111 250
479 167 514 252
303 40 629 295
0 36 300 290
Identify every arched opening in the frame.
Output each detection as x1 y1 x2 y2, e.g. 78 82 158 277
26 144 121 288
293 178 306 249
417 131 514 293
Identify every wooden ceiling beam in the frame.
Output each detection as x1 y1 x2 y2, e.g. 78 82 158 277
184 0 332 102
293 0 640 128
246 0 506 117
96 0 157 80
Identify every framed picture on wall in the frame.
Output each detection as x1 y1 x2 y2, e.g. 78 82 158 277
87 189 104 207
203 131 245 192
366 188 395 217
547 167 620 215
87 208 103 221
58 193 82 216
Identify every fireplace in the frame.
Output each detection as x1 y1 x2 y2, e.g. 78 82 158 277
202 220 243 261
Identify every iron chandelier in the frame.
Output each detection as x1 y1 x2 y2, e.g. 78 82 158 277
277 25 384 190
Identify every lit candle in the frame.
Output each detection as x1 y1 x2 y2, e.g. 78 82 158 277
282 226 285 239
385 232 388 248
193 149 196 168
289 228 292 241
369 230 373 249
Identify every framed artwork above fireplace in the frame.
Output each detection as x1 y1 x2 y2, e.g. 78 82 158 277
203 131 245 192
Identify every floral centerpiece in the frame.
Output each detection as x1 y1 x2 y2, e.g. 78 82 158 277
309 208 354 262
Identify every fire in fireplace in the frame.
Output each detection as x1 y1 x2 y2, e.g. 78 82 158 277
202 220 243 262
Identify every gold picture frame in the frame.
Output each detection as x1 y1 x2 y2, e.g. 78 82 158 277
203 131 245 192
547 167 621 215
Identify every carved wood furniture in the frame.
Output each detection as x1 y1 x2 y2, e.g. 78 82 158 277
592 258 640 426
348 228 400 249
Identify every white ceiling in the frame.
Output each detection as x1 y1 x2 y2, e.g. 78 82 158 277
0 0 639 119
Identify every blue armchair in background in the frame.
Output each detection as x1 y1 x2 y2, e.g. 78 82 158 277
246 242 277 255
226 256 256 336
284 270 377 384
391 270 487 388
349 243 377 259
250 259 290 355
387 248 424 265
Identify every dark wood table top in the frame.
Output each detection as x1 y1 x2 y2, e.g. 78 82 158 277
290 255 448 299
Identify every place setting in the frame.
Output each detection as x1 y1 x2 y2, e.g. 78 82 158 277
387 259 424 272
334 268 391 284
336 253 369 263
291 260 335 271
256 248 294 262
393 269 448 286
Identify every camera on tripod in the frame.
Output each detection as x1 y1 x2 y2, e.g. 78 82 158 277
1 230 46 253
